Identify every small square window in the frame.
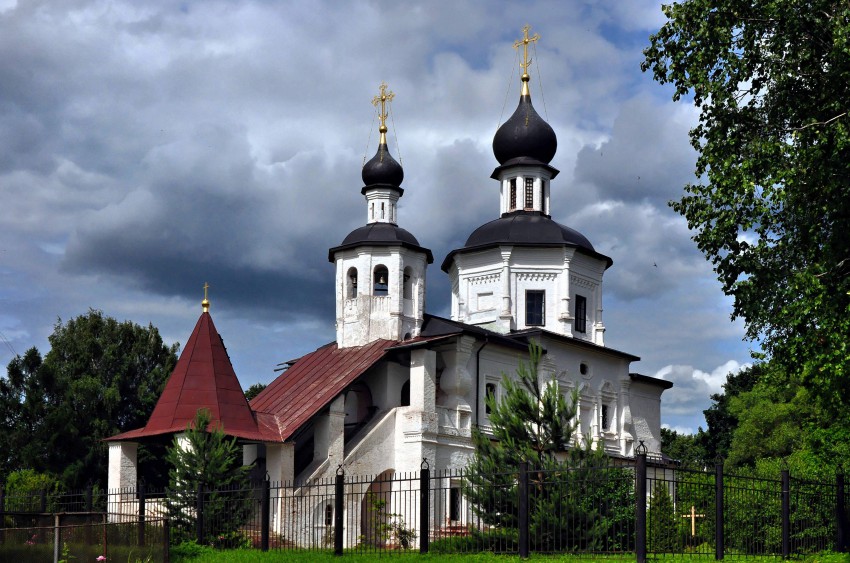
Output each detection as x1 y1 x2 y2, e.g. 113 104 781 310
526 290 545 326
575 295 587 333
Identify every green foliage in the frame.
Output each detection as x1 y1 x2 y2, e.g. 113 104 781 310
660 428 705 467
360 492 416 549
725 381 809 468
166 408 252 546
0 310 178 488
171 540 217 559
243 383 267 402
697 363 760 463
3 469 63 512
58 541 75 563
643 0 850 460
464 342 634 552
648 482 678 553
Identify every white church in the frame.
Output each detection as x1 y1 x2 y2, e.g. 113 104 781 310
107 27 671 536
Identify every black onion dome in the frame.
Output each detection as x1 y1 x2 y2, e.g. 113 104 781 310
440 212 611 272
329 223 433 263
362 143 404 187
493 95 557 165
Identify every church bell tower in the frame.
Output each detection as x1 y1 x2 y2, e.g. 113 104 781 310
441 26 612 343
329 83 433 348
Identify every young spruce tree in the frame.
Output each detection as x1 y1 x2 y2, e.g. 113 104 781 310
166 408 252 546
463 341 625 552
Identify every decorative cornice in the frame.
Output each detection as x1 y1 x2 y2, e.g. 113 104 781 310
570 274 596 289
468 273 501 285
517 272 557 282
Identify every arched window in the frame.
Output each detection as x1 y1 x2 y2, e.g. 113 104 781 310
347 267 358 299
403 267 413 299
373 266 389 296
400 379 410 407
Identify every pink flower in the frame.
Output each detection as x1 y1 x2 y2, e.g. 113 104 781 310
96 557 107 561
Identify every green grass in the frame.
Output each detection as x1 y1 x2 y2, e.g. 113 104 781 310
171 547 850 563
172 551 636 562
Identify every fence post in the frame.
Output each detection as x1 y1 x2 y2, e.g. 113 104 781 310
163 517 171 563
837 470 847 553
261 478 270 551
635 441 647 563
195 485 204 545
53 513 60 563
518 461 529 559
0 483 5 544
781 468 790 559
715 459 724 560
334 466 344 556
420 459 430 554
138 482 146 547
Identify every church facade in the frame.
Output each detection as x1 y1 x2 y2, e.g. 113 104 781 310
107 28 671 538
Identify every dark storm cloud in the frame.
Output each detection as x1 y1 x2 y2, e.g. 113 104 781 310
0 0 752 433
62 119 360 318
573 95 698 205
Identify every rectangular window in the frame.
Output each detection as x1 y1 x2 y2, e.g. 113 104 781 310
324 504 333 526
575 295 587 333
525 178 534 208
509 178 517 210
449 487 461 521
526 290 545 326
540 181 546 214
601 404 609 431
485 382 497 414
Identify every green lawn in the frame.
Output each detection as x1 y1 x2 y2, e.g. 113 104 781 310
170 547 850 563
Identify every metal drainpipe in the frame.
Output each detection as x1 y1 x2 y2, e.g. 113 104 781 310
474 337 490 427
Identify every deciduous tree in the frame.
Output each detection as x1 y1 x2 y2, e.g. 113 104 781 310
643 1 850 458
0 310 178 488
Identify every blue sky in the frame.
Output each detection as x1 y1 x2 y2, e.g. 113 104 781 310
0 0 752 433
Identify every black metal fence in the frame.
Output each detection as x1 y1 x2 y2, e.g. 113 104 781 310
2 452 848 560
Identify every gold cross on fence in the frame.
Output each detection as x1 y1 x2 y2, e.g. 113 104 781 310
681 505 705 536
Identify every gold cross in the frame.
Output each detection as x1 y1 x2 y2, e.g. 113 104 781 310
513 25 540 78
371 82 395 137
681 505 705 536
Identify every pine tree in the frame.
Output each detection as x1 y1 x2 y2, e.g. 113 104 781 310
463 341 625 551
166 408 252 546
648 481 678 553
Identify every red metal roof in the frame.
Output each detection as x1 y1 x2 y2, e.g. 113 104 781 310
108 312 275 442
250 339 392 441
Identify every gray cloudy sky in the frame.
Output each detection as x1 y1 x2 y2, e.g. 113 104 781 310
0 0 752 434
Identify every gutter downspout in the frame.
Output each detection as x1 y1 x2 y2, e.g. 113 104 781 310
474 336 490 428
